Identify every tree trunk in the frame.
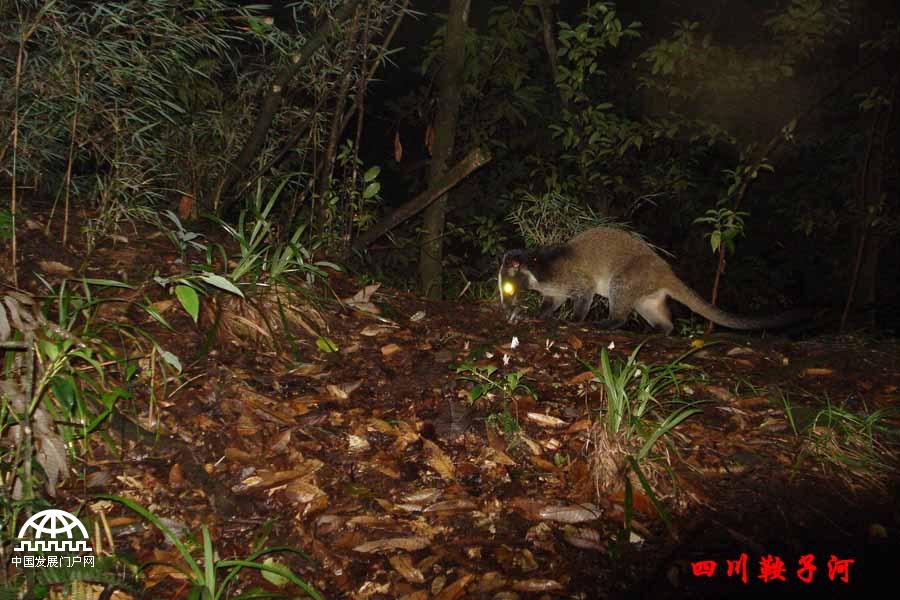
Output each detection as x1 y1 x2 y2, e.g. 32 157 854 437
419 0 469 299
841 79 895 330
537 0 565 108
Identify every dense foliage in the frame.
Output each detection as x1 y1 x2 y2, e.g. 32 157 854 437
2 0 898 321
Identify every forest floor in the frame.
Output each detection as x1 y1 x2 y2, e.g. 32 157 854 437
9 212 900 599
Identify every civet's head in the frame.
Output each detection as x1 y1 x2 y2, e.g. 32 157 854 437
498 250 532 321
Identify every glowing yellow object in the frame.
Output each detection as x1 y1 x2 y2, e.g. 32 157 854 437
502 281 516 296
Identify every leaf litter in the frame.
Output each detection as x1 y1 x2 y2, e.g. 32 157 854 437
12 217 900 598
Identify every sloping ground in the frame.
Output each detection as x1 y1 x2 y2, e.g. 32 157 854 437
9 217 900 599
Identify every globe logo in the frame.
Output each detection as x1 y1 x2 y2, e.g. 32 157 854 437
14 509 93 553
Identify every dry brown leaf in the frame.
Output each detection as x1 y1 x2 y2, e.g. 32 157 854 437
567 335 583 350
177 194 196 220
519 435 542 455
224 447 255 463
238 387 293 424
733 395 772 409
484 446 516 466
270 429 292 453
422 498 477 513
368 418 396 435
726 346 756 356
348 434 370 453
360 324 395 336
511 578 565 593
38 260 74 275
803 367 835 376
168 464 184 488
469 571 508 594
353 536 431 554
528 455 558 472
562 525 606 551
425 124 435 156
284 479 327 504
702 385 734 402
381 343 402 356
344 283 382 314
508 497 545 520
538 504 602 523
423 439 456 481
433 573 474 600
525 412 568 428
393 131 403 162
566 370 595 385
610 488 656 516
233 468 313 493
149 299 175 314
389 553 425 583
401 488 443 505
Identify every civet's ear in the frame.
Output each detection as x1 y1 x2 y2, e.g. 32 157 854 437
502 251 522 269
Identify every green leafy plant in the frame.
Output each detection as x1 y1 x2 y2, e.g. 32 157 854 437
154 272 244 325
485 408 521 439
580 343 701 456
100 495 323 600
454 362 535 404
0 209 12 243
209 177 339 286
694 207 748 255
580 342 704 536
0 281 178 596
163 210 207 265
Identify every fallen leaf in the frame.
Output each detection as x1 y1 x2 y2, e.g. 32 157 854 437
422 498 477 513
381 343 402 356
38 260 74 275
566 418 592 434
389 553 425 583
562 525 606 551
233 468 319 493
803 367 835 376
423 439 456 480
327 379 362 400
149 299 175 314
401 488 443 504
528 455 558 472
726 346 755 356
610 488 655 516
433 573 474 600
525 412 568 428
353 536 431 554
284 479 326 504
344 283 381 314
348 434 370 453
538 504 602 523
469 571 508 594
360 324 394 336
394 131 403 162
512 578 565 592
566 371 595 385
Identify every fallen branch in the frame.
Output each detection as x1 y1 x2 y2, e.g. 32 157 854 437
352 147 492 251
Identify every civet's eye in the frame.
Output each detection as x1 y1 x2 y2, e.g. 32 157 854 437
502 281 516 296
